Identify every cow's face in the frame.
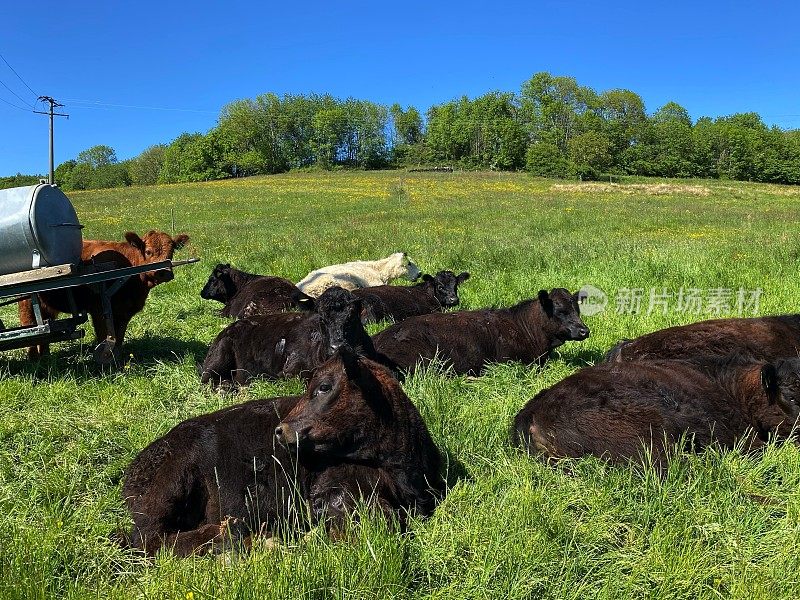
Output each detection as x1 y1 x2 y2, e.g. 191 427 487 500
761 358 800 422
315 286 367 355
403 254 422 281
275 349 388 460
539 288 590 343
125 230 189 288
200 264 233 302
423 270 470 308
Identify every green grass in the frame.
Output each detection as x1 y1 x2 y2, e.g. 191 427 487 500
1 171 800 599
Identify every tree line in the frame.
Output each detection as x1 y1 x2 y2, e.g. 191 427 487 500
4 71 799 191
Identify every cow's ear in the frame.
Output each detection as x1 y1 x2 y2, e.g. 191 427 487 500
422 274 434 283
173 234 189 249
457 271 470 284
125 232 145 252
338 346 362 380
761 363 780 404
296 295 315 311
538 289 554 316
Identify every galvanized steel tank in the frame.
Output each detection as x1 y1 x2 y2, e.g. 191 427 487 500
0 184 83 275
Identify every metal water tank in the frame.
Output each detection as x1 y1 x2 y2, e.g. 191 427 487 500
0 184 83 276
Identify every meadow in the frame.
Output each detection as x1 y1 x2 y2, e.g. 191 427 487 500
1 170 799 599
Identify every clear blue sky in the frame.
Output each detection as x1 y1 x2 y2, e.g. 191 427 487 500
1 0 798 176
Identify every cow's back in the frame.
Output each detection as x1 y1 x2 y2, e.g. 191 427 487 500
373 309 507 374
354 284 438 323
123 395 308 546
611 315 800 362
514 361 752 465
223 276 307 318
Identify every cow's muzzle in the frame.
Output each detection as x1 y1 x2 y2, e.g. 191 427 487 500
570 325 590 341
275 422 310 447
153 269 175 284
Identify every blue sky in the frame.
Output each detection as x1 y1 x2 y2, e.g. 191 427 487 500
1 0 798 176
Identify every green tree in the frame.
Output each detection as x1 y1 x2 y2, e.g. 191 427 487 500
76 145 117 169
597 89 647 167
54 160 76 189
650 102 695 177
0 173 44 190
526 142 572 178
390 104 423 146
520 72 599 153
130 145 166 186
568 131 612 174
159 133 225 183
312 106 348 168
340 99 389 168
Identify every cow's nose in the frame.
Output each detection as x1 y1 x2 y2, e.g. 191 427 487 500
576 327 590 339
275 424 288 441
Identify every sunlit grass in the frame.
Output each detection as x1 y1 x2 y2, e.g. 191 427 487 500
1 170 800 598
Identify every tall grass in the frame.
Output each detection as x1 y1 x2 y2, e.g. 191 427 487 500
1 171 799 598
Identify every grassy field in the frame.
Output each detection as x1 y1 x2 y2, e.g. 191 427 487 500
1 171 800 599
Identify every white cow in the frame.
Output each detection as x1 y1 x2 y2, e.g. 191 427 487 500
297 252 422 298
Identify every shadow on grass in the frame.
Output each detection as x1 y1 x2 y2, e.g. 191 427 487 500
559 346 607 369
0 335 207 381
441 450 471 489
125 335 208 365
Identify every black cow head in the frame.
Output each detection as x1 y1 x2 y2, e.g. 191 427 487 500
761 358 800 422
538 288 590 343
315 286 371 356
275 348 390 459
199 263 234 302
422 270 470 308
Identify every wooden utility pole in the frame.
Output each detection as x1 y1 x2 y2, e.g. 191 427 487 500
34 96 68 184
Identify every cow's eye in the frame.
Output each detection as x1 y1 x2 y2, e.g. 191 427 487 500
316 382 332 395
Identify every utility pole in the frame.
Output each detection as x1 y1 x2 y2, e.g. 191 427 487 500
34 96 69 184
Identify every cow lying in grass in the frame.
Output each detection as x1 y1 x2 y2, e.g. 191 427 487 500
123 348 444 556
19 230 189 361
297 252 421 298
604 315 800 363
200 286 394 387
372 288 589 375
513 355 800 470
352 270 470 323
200 263 314 318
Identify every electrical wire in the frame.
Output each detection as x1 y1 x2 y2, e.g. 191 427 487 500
63 98 217 114
0 94 31 112
0 75 32 107
0 51 38 98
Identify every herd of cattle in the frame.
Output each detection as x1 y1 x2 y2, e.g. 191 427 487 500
13 232 800 556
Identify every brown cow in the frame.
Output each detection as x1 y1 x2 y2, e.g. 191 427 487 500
19 230 189 361
122 348 444 556
604 315 800 363
199 263 314 318
513 355 800 470
372 288 589 375
352 270 470 323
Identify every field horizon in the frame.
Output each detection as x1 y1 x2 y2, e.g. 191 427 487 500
1 170 799 599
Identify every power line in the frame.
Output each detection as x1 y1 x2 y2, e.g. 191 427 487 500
63 98 217 114
0 94 30 112
0 75 32 107
0 51 38 98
